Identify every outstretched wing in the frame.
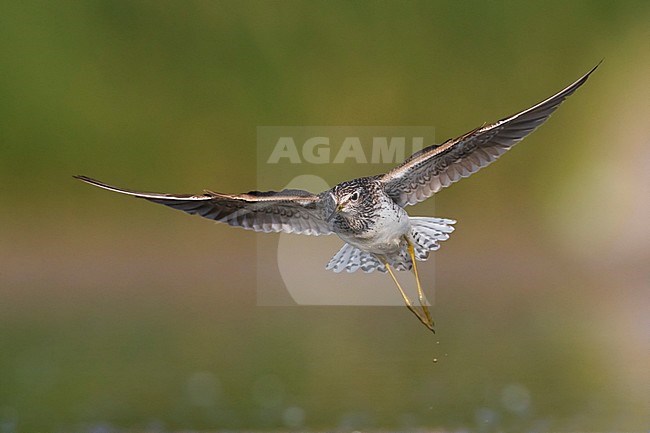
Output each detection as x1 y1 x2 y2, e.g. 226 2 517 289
74 176 333 235
381 63 600 207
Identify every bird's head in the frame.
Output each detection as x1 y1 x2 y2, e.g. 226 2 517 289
326 178 378 222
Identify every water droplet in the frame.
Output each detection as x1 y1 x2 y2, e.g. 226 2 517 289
432 358 438 363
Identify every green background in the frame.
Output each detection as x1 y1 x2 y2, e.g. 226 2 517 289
1 1 649 432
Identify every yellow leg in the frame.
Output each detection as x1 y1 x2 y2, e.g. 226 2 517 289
406 238 434 329
381 258 434 332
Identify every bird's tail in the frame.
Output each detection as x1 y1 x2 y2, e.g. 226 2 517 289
325 217 455 273
325 242 384 273
409 216 456 260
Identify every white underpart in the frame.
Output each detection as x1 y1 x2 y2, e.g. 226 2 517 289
326 216 455 273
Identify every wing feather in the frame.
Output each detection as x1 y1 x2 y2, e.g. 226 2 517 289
382 63 600 207
74 176 333 236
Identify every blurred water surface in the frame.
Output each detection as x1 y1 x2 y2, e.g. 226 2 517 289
1 1 649 432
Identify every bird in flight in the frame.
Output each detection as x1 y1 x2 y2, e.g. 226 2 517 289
76 63 599 332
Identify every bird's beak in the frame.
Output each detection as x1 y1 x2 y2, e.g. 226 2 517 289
327 203 343 222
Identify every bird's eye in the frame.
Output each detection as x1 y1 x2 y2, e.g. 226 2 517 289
350 192 359 201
